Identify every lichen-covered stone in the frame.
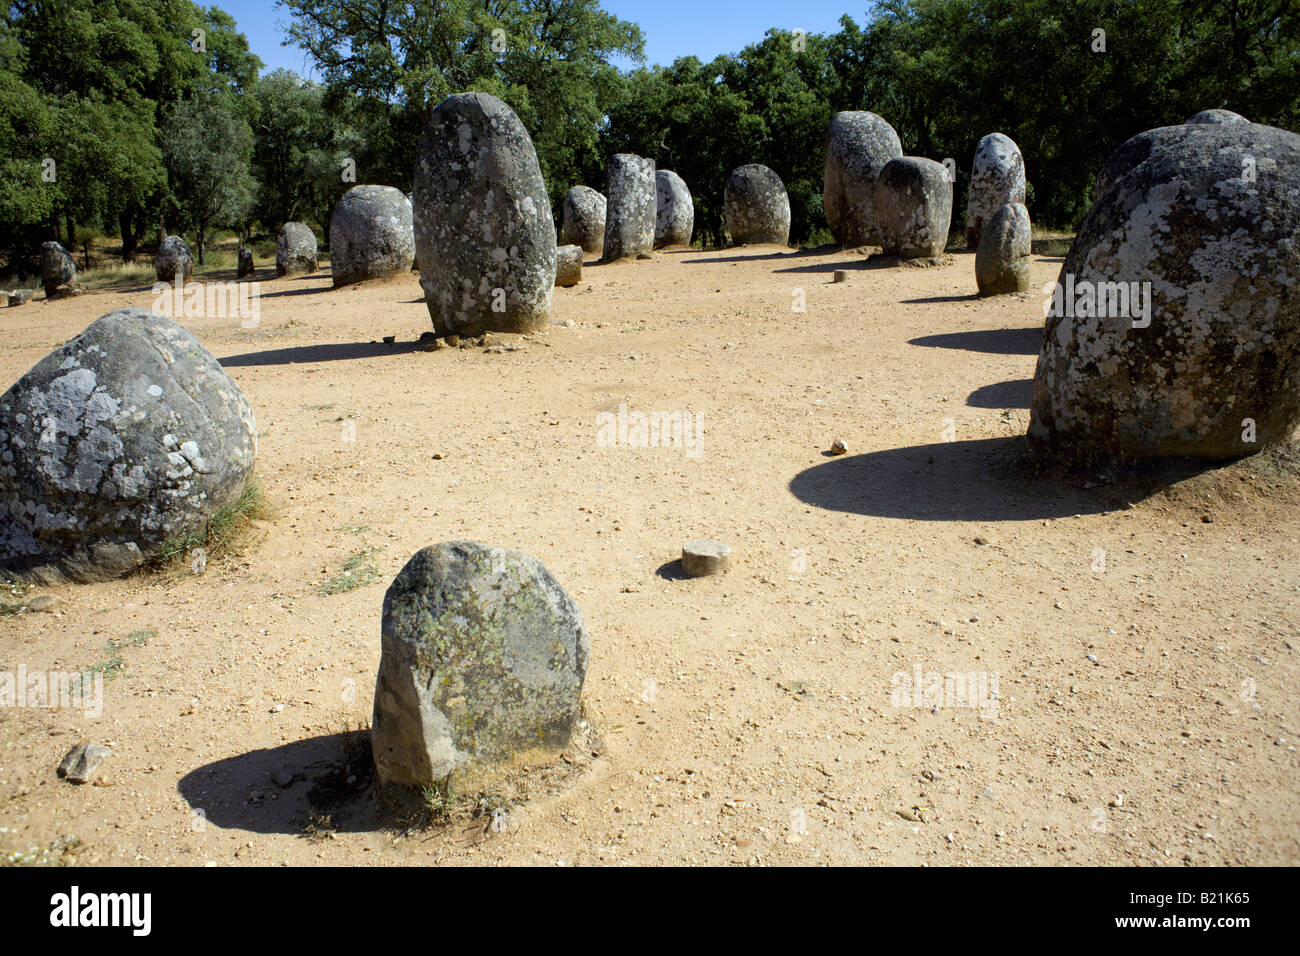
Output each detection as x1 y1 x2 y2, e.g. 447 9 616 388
654 170 694 248
1029 122 1300 462
724 164 790 245
372 541 589 788
563 186 606 255
0 308 257 582
604 154 656 260
275 222 318 277
975 202 1032 295
555 245 583 287
414 92 556 335
330 185 415 287
875 157 953 259
41 242 79 298
966 133 1026 247
155 236 194 283
1186 108 1249 125
823 111 903 246
236 247 254 278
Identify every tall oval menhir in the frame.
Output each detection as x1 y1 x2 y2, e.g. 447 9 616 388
414 92 557 336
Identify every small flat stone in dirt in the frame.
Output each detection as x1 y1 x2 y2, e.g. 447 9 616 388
830 439 847 455
25 594 62 612
833 270 847 283
57 741 111 785
682 539 732 577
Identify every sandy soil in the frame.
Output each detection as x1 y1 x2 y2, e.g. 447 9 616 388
1 244 1298 867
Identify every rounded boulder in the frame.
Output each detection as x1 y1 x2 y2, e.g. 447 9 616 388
276 222 318 276
875 157 953 259
563 186 606 256
654 170 694 248
1029 122 1300 462
966 133 1026 247
329 185 415 287
0 308 257 582
414 92 556 335
823 111 903 246
372 541 589 788
724 164 790 246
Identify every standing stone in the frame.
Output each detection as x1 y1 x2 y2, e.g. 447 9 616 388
724 164 791 245
372 541 589 788
1186 108 1249 125
0 308 257 582
236 246 254 278
155 235 194 282
654 170 694 248
603 154 656 260
875 157 953 259
1029 122 1300 462
41 242 81 299
975 202 1032 295
966 133 1026 247
329 184 415 287
823 111 903 246
563 186 606 256
555 245 583 287
414 92 556 335
681 540 731 577
276 222 318 276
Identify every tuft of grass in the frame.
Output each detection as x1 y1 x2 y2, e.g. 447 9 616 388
300 813 336 843
71 629 154 693
145 478 272 573
2 835 83 867
318 548 384 595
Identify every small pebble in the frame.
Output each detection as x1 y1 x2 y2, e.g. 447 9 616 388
829 439 847 455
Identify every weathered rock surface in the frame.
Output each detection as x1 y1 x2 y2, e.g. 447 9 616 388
562 186 606 256
154 236 194 283
724 164 790 245
372 541 589 788
823 111 903 246
8 289 33 307
1030 122 1300 462
681 540 731 577
330 185 415 287
57 741 112 784
0 308 257 582
555 245 583 287
875 157 953 259
966 133 1026 247
654 170 694 248
41 242 83 299
414 92 556 335
1186 108 1249 125
236 247 254 278
975 202 1032 295
275 222 318 276
603 154 656 260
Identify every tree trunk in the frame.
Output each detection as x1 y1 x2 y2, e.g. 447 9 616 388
196 225 206 265
120 210 137 262
66 215 76 249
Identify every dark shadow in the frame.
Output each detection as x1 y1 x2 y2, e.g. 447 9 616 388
788 437 1125 521
655 559 691 580
776 252 954 275
679 245 823 266
908 327 1042 355
967 379 1032 409
1035 257 1066 264
257 284 333 300
177 731 378 835
900 293 983 304
221 340 424 367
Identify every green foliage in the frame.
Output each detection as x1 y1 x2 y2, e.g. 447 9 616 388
161 91 257 261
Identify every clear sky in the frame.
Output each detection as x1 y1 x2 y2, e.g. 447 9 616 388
226 0 874 77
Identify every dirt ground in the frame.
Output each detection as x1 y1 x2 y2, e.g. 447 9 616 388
1 244 1298 866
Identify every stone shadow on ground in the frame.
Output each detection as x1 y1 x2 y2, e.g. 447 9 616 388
221 341 425 367
967 379 1032 409
178 730 379 835
789 436 1126 521
908 327 1042 355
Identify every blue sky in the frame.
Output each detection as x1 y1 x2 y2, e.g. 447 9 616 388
224 0 874 77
